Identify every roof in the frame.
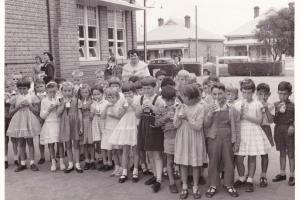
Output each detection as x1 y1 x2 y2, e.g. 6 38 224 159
137 42 189 50
96 0 144 10
225 8 277 37
138 18 224 42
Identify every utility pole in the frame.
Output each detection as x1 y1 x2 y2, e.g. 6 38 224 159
144 0 147 62
195 5 198 63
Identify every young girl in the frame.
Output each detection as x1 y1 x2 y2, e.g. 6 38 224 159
71 69 84 96
156 85 178 193
101 89 122 173
137 76 165 193
78 84 95 170
7 77 41 172
233 79 271 192
34 78 47 165
57 81 83 173
226 84 239 106
174 84 206 199
40 81 64 171
90 84 107 170
204 83 239 198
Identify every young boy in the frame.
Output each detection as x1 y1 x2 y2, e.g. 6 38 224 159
272 81 295 186
136 76 165 192
154 70 167 94
226 84 239 106
256 83 275 187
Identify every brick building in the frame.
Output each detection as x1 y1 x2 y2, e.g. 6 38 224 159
5 0 143 82
137 16 224 62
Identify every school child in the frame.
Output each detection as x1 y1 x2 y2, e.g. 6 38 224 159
106 77 126 176
272 81 294 186
225 84 239 106
77 84 96 170
175 70 190 92
71 69 84 96
154 70 167 94
174 84 206 199
5 80 18 169
202 76 220 104
109 82 140 183
204 83 239 198
90 84 107 170
233 79 271 192
33 78 48 165
94 69 108 89
57 81 83 173
155 85 179 193
255 83 275 187
11 72 23 94
7 77 41 172
101 89 122 173
136 76 165 193
40 81 64 171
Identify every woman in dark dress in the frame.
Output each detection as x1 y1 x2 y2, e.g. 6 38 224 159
41 52 55 84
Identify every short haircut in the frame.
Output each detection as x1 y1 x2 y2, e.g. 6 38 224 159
155 70 167 78
128 75 140 83
161 86 176 100
61 81 74 90
225 84 239 96
16 77 31 88
91 84 104 94
180 84 200 101
46 81 58 89
127 49 139 58
207 75 220 83
278 81 292 94
78 84 91 99
211 83 226 92
256 83 270 93
161 77 175 88
176 69 190 78
43 52 53 61
35 56 42 63
108 76 121 87
188 73 197 84
240 78 255 92
134 80 142 89
35 78 45 86
121 81 136 93
141 76 156 87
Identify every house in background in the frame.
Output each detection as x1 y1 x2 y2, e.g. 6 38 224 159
224 6 277 61
137 16 224 62
5 0 143 82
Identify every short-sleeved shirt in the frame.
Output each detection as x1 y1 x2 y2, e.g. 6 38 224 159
261 102 275 126
274 100 294 126
122 61 150 80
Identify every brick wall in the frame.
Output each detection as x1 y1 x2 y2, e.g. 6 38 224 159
5 0 50 77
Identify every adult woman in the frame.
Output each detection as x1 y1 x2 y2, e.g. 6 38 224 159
104 56 122 80
41 52 55 84
122 49 150 81
32 56 44 81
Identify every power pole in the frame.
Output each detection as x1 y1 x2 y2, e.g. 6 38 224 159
195 5 198 63
144 0 147 62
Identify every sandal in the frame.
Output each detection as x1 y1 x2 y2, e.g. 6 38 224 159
226 186 239 197
180 189 189 199
119 175 128 183
205 186 217 198
193 189 202 199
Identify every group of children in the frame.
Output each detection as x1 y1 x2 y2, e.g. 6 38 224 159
5 68 294 199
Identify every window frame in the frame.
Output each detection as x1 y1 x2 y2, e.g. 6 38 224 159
107 9 127 59
77 4 100 61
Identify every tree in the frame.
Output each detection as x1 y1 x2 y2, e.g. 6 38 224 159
255 3 294 61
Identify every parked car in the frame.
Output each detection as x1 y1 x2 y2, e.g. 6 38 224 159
148 58 177 77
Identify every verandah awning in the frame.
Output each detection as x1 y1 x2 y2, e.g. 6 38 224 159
96 0 145 10
136 43 189 50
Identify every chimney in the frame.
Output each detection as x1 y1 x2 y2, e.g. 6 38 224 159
184 15 190 28
158 18 164 27
254 6 259 18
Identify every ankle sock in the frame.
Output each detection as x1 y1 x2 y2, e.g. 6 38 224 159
59 158 64 165
133 168 138 175
141 163 146 170
51 159 56 165
122 169 128 176
75 162 81 169
182 183 188 190
21 160 26 166
30 160 35 165
239 176 246 182
280 170 286 176
246 177 253 183
68 161 73 168
193 186 199 193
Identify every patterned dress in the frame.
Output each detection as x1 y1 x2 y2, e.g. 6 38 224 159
174 102 207 166
91 99 108 142
234 99 271 156
81 99 93 144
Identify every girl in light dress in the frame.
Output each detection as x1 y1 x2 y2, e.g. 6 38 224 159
57 81 83 173
40 81 65 171
7 77 41 172
174 84 206 199
233 79 272 193
90 84 107 168
78 84 96 170
109 81 140 183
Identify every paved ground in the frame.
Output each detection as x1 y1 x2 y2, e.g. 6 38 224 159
5 76 295 200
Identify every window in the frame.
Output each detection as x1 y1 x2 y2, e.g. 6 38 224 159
107 10 126 58
77 4 99 61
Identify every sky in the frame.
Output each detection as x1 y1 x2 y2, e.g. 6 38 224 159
135 0 292 40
